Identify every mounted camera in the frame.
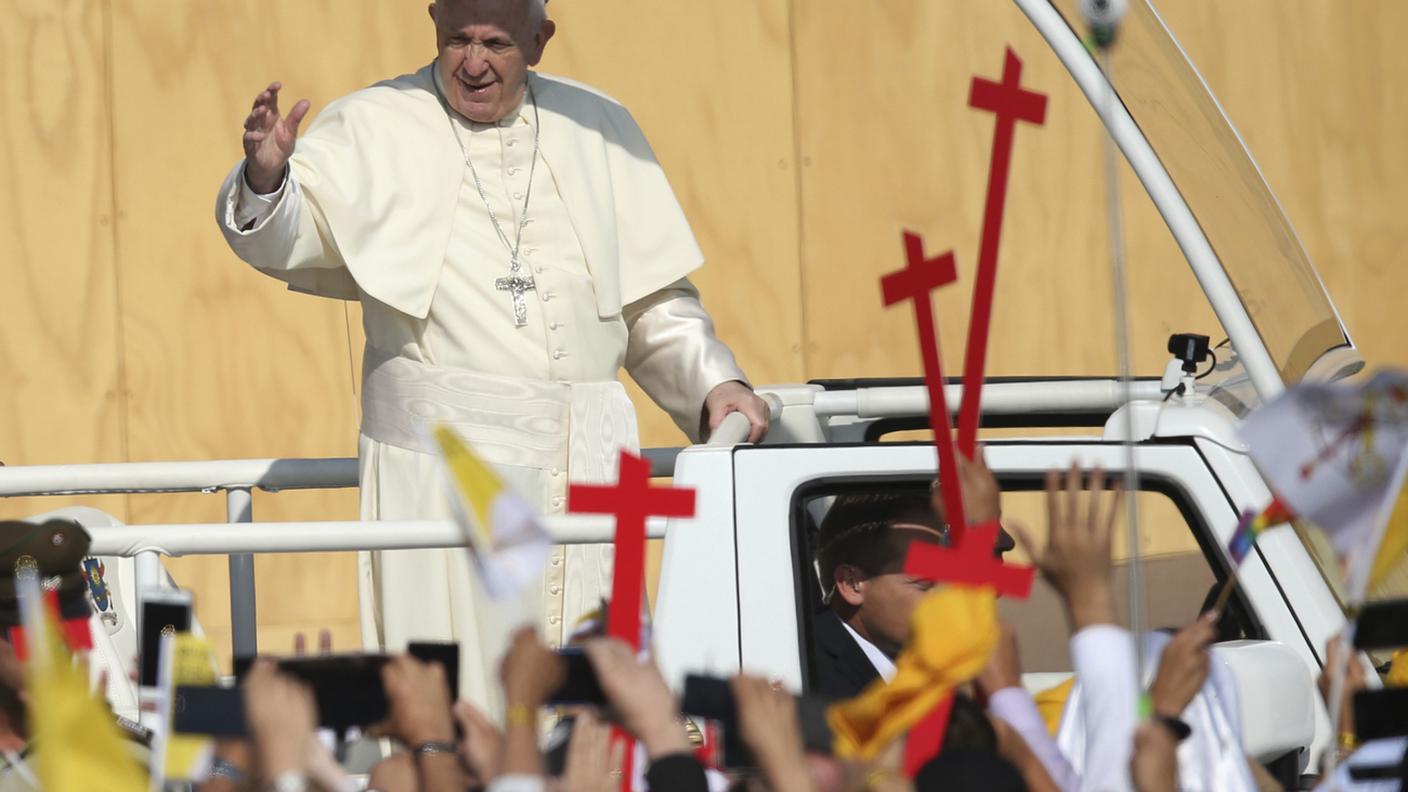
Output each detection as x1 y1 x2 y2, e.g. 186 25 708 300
1167 333 1212 374
1160 333 1214 402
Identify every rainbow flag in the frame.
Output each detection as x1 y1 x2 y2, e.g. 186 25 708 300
1228 497 1294 565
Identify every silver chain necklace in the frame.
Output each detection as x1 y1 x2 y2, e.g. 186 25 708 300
437 77 543 327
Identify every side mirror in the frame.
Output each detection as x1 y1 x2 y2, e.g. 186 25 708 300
1212 640 1316 762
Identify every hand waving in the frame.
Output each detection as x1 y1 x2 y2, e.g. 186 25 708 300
1149 612 1217 719
242 81 310 193
1015 464 1122 630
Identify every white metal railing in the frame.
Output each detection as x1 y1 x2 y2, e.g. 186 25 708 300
812 378 1166 419
89 516 670 557
0 383 1141 656
0 451 690 660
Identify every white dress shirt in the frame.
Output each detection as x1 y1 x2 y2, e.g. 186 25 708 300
839 619 897 681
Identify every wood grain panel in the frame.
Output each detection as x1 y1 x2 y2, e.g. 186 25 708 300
106 0 423 661
792 1 1219 388
540 0 804 446
0 1 129 522
13 0 1408 668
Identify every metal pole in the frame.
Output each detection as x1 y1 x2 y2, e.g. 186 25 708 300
226 487 258 659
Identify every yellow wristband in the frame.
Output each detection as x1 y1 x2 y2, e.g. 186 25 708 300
1338 730 1357 750
506 703 536 728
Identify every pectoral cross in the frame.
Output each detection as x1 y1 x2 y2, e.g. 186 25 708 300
495 269 536 327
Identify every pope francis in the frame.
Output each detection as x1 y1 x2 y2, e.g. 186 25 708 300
214 0 769 712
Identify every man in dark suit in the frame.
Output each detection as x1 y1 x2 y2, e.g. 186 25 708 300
809 450 1010 700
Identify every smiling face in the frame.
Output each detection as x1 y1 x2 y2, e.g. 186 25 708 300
429 0 555 123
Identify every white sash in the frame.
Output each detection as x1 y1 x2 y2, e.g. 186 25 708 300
359 348 639 477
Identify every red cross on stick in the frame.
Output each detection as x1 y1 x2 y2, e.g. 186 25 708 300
956 47 1048 457
881 234 969 536
880 47 1045 776
568 450 696 792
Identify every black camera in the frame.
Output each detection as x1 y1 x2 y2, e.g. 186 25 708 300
1167 333 1211 374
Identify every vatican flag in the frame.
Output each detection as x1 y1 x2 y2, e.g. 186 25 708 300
432 424 552 599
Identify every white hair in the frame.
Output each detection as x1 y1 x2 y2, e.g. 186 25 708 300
527 0 547 31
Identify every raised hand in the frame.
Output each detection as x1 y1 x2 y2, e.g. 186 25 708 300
381 654 457 747
242 81 310 194
580 637 690 759
730 675 816 792
1014 464 1122 630
931 443 1002 527
1149 611 1217 719
241 659 316 783
452 699 503 784
559 710 626 792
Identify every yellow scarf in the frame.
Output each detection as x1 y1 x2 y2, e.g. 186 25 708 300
828 586 997 760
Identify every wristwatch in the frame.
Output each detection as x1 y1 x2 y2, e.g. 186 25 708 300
266 772 308 792
1154 714 1192 742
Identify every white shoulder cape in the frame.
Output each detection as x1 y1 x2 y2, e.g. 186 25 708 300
224 65 704 320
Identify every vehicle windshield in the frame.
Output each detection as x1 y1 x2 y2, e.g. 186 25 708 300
1046 0 1357 390
1037 3 1402 623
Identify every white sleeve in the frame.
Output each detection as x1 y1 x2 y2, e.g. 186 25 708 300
1070 625 1139 791
232 165 288 230
624 277 749 442
989 686 1080 792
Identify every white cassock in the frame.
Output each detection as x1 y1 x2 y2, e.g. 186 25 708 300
214 64 748 714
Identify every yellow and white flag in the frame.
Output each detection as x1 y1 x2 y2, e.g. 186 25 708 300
433 425 552 599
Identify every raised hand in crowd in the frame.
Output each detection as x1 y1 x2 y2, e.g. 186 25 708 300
1130 720 1179 792
241 658 317 787
581 637 710 791
557 709 625 792
1018 464 1122 631
500 627 567 778
934 443 1002 526
1149 611 1217 720
581 637 691 760
381 653 467 792
1318 633 1368 765
730 675 816 792
453 698 503 784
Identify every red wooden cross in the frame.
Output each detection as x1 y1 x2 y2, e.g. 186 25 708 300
957 47 1048 456
881 47 1046 775
882 233 969 536
568 450 696 792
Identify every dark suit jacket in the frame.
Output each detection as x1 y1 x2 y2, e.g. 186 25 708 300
810 608 883 700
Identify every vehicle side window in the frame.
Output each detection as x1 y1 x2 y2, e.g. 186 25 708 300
791 476 1258 689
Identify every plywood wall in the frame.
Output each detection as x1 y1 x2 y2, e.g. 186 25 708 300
3 0 1406 663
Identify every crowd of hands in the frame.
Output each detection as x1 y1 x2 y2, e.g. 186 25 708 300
197 465 1365 792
